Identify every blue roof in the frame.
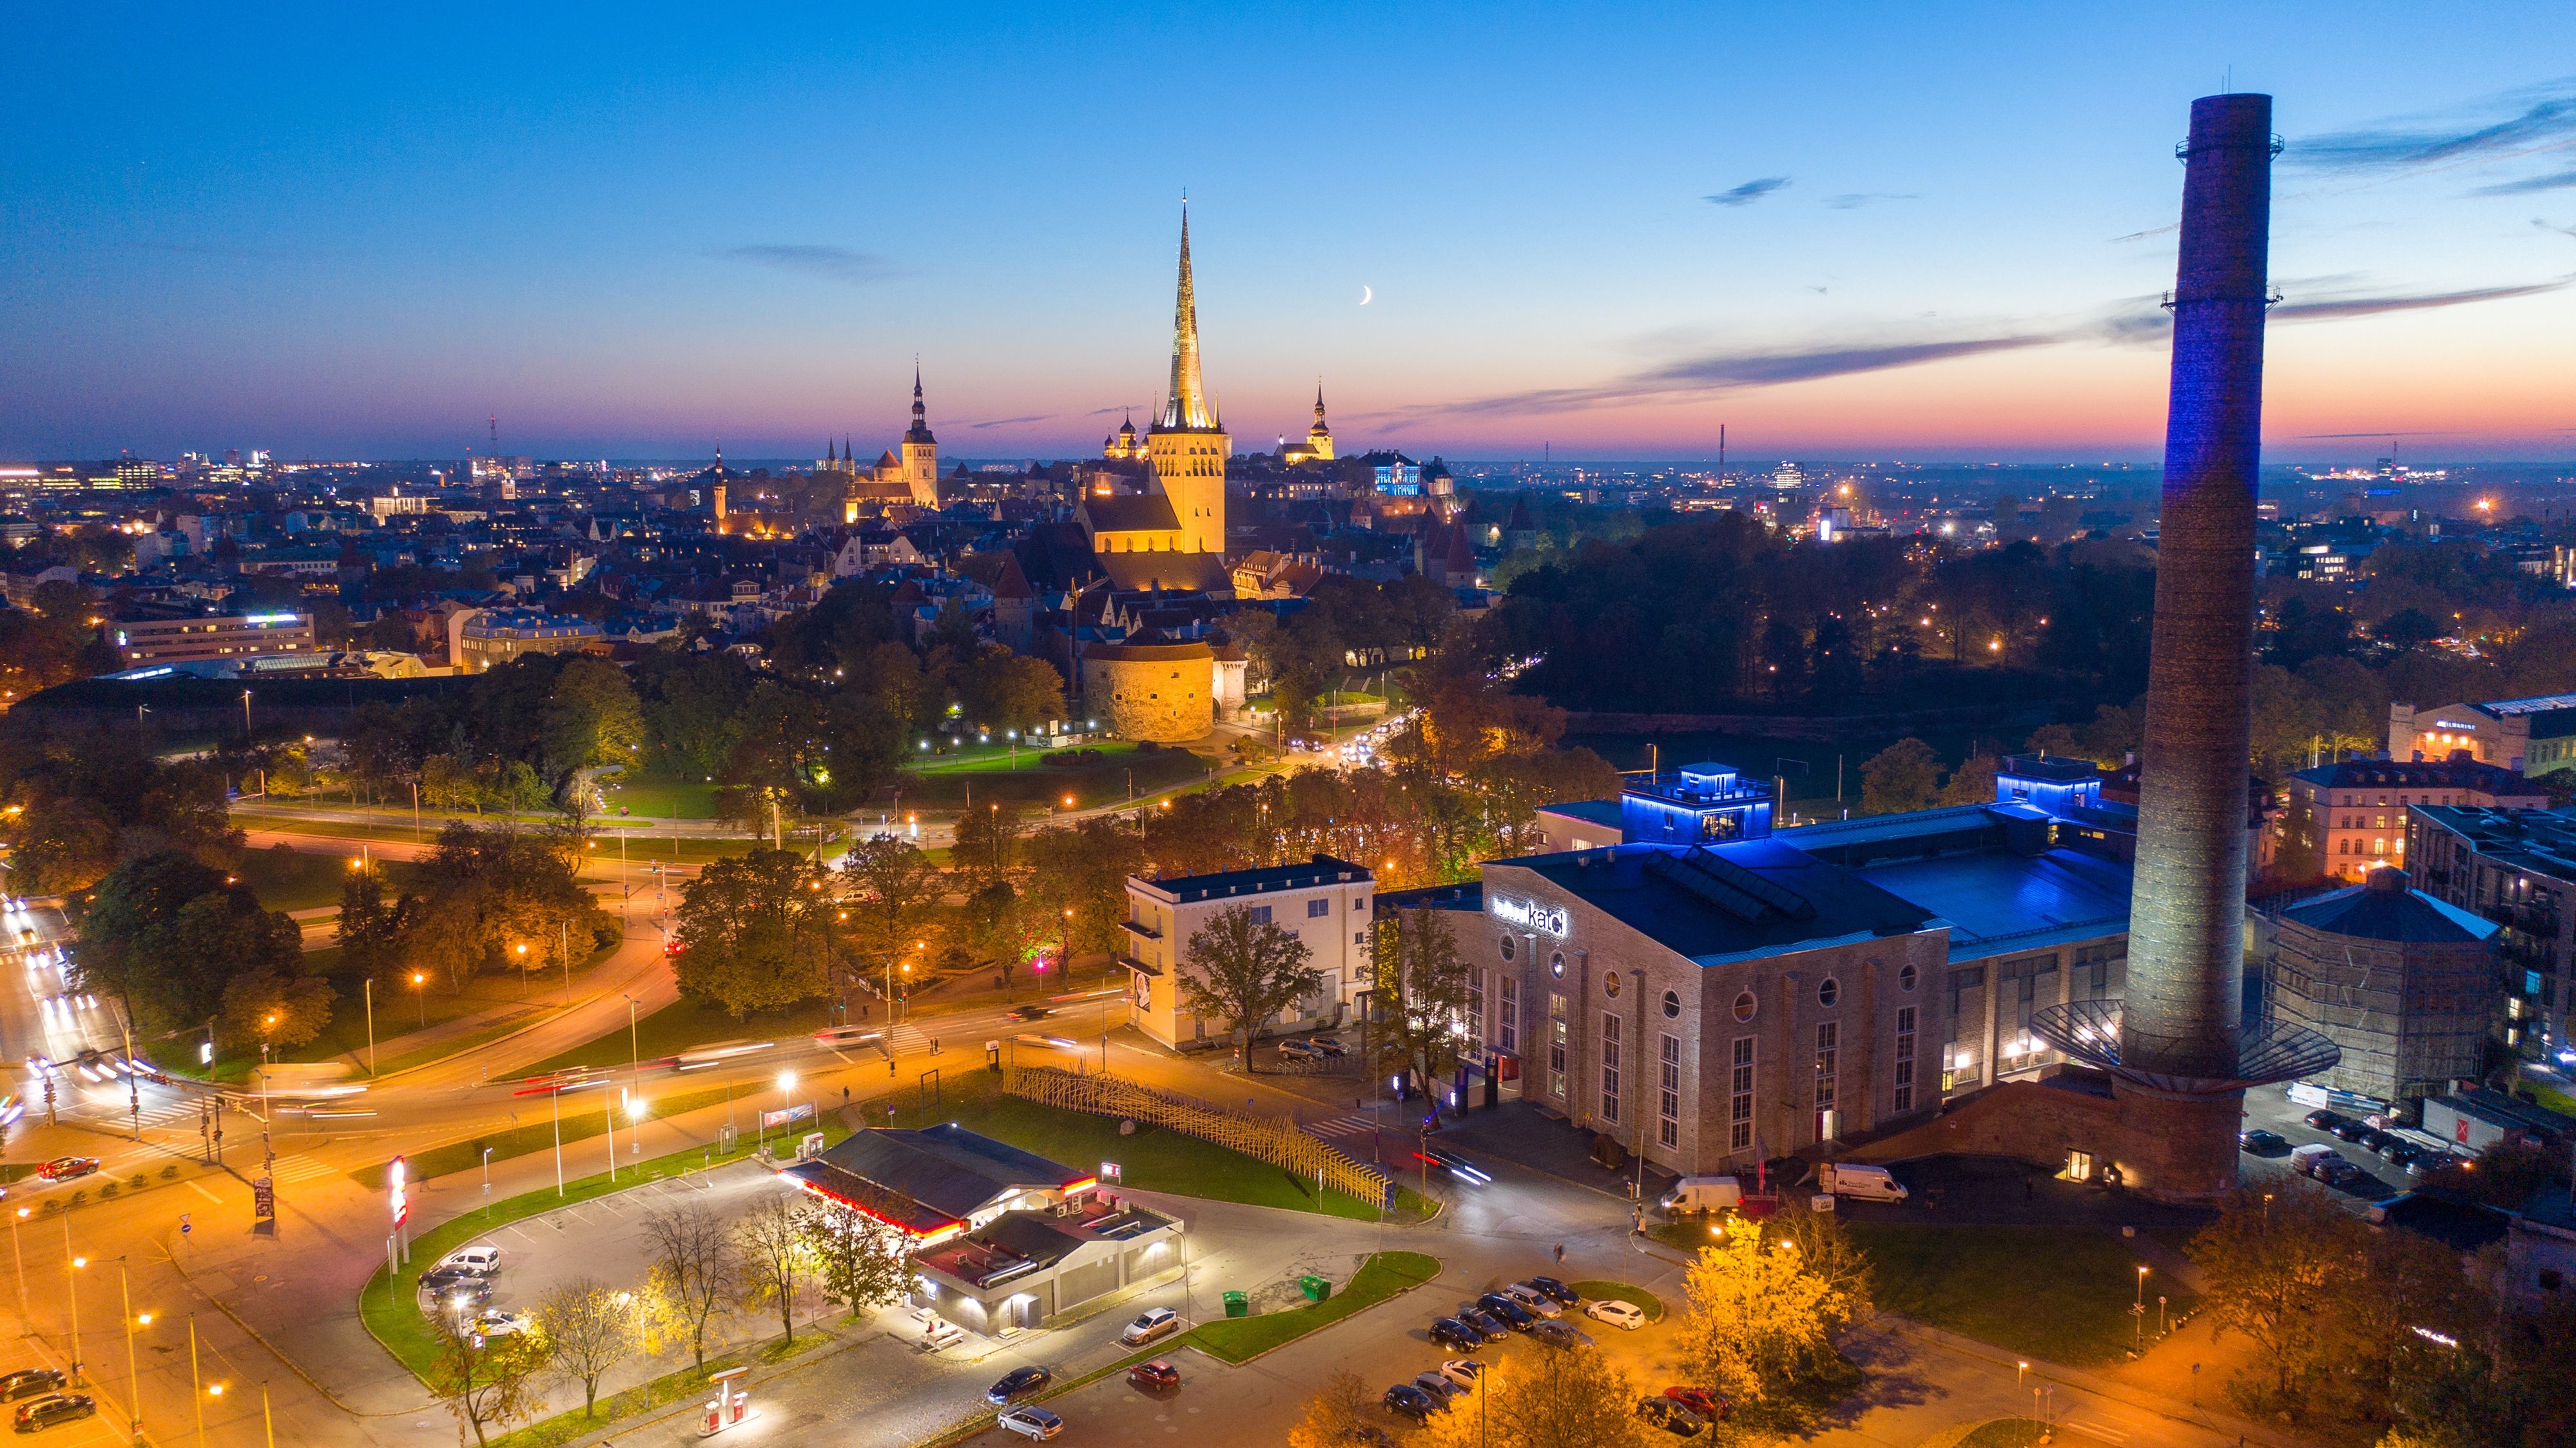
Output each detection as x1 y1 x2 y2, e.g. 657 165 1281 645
1850 846 2131 963
2281 877 2496 944
1490 840 1934 966
1135 853 1371 903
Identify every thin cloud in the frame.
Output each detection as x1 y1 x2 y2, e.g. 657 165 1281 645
1369 271 2572 424
2108 223 2178 244
706 244 896 286
2298 429 2465 439
2474 167 2576 195
2288 81 2576 174
968 415 1052 429
1083 405 1145 417
2539 219 2576 239
1823 192 1918 209
1703 177 1790 208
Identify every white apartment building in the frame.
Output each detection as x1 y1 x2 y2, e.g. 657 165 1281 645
1121 855 1375 1050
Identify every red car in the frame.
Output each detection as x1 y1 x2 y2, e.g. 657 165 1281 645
1127 1360 1181 1391
1665 1386 1729 1420
36 1157 99 1182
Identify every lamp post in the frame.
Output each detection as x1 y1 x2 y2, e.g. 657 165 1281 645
260 1381 275 1448
481 1147 494 1217
2133 1265 2149 1354
64 1247 84 1387
119 1257 146 1446
189 1315 204 1448
411 971 426 1029
770 1070 797 1151
7 1206 26 1336
363 977 374 1076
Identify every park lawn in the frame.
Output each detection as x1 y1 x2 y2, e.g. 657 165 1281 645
897 743 1210 808
233 843 423 912
349 1075 805 1190
1569 1280 1663 1322
1181 1251 1440 1364
358 1119 853 1384
525 996 838 1075
1846 1224 2196 1368
596 770 721 820
911 1075 1431 1223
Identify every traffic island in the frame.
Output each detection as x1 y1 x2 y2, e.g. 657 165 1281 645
1179 1250 1438 1364
1567 1280 1663 1322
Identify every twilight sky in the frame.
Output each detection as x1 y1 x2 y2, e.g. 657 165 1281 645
6 4 2575 464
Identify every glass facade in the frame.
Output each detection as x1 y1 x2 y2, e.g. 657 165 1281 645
1943 966 1985 1091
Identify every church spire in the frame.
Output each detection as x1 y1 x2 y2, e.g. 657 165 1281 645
904 365 934 444
1161 204 1218 432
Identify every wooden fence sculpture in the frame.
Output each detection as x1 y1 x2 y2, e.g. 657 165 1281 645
1007 1064 1393 1209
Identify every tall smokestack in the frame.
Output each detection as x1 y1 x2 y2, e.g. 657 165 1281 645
2124 93 2272 1085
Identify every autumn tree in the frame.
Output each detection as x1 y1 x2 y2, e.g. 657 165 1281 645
949 799 1024 895
217 964 336 1050
430 1314 550 1447
641 1202 739 1370
75 852 302 1035
1859 738 1939 814
800 1187 918 1320
1417 1349 1654 1448
672 848 838 1017
1022 817 1145 970
539 655 647 784
1178 903 1324 1068
1366 906 1472 1094
840 834 944 966
1285 1369 1375 1448
536 1276 640 1418
1678 1220 1847 1410
2187 1182 2367 1411
732 1191 818 1345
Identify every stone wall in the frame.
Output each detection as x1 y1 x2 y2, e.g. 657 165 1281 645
1081 643 1214 743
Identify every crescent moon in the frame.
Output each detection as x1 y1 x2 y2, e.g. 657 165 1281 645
1360 285 1373 306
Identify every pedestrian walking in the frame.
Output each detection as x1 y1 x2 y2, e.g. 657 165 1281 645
1553 1241 1565 1264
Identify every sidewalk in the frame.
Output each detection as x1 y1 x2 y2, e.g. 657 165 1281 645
1437 1100 1679 1203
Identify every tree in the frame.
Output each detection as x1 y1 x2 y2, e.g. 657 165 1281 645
535 1277 638 1419
336 861 402 981
800 1186 918 1320
1677 1222 1845 1410
429 1314 550 1447
1020 817 1145 969
74 852 301 1036
841 835 944 966
539 656 646 782
732 1191 817 1345
672 849 838 1017
217 964 336 1051
949 800 1023 894
640 1202 738 1370
1859 738 1939 814
1285 1369 1375 1448
1177 904 1324 1068
1366 906 1472 1094
1938 751 2000 806
2187 1182 2365 1409
1416 1348 1654 1448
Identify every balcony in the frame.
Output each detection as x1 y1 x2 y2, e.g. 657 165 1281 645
1118 918 1163 941
2479 901 2561 937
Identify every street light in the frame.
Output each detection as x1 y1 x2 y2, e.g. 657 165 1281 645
118 1257 145 1444
412 971 427 1029
65 1251 84 1387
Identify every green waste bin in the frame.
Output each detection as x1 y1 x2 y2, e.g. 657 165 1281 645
1299 1274 1331 1302
1222 1291 1248 1318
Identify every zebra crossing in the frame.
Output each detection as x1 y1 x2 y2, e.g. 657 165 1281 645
1304 1112 1384 1142
264 1154 338 1185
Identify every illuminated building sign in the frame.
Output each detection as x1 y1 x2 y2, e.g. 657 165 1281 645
242 613 302 625
1491 895 1568 936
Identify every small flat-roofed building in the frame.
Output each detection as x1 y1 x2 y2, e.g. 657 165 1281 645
2423 1087 2576 1154
2391 694 2576 778
781 1123 1181 1335
1122 855 1374 1049
113 611 313 669
450 608 605 672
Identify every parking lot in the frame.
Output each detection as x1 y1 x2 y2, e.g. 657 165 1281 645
2234 1084 2452 1210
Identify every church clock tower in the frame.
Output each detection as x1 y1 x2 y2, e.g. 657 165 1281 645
900 366 939 507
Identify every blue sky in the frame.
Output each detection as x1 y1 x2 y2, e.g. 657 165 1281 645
6 4 2573 462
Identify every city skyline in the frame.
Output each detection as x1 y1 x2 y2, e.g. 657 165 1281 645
6 5 2575 462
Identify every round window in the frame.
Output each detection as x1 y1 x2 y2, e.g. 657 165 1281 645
1732 990 1758 1024
1661 990 1681 1019
1549 952 1567 980
1603 973 1622 1000
1818 977 1840 1008
1499 934 1515 962
1899 963 1919 993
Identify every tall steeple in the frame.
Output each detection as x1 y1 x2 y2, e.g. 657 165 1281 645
906 364 933 443
1161 205 1219 432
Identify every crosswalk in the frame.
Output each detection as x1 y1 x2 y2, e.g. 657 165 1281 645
265 1154 338 1186
1304 1112 1382 1142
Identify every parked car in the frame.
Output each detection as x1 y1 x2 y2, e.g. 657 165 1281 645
995 1406 1063 1440
10 1395 93 1434
471 1312 532 1338
1127 1360 1181 1391
1663 1386 1730 1420
1412 1373 1467 1405
431 1282 492 1314
0 1373 62 1405
1120 1307 1179 1345
1504 1282 1564 1318
1005 1005 1052 1022
32 1159 97 1184
2317 1159 2370 1188
420 1265 492 1291
1525 1275 1580 1306
2237 1129 2288 1155
1436 1360 1489 1391
1413 1144 1492 1186
1530 1319 1596 1350
440 1246 503 1273
2375 1137 2414 1162
1430 1317 1483 1352
1636 1397 1708 1438
2329 1119 2372 1144
985 1367 1053 1404
2304 1108 2348 1131
1585 1298 1648 1331
1276 1039 1326 1062
1339 1426 1396 1447
2357 1128 2398 1155
1475 1293 1535 1330
2289 1143 2343 1177
1382 1385 1440 1422
1460 1307 1511 1341
1303 1037 1348 1059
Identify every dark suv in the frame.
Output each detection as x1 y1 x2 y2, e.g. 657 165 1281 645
1476 1293 1536 1330
1430 1317 1482 1352
12 1394 94 1433
0 1374 61 1405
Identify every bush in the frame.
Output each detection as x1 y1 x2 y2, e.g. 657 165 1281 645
160 1164 179 1180
99 1182 119 1199
129 1174 148 1191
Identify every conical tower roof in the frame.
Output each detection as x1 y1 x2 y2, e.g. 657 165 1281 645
1159 206 1219 433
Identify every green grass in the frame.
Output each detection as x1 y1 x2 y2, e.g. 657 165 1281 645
358 1119 853 1384
367 1010 545 1076
898 743 1210 807
918 1075 1431 1222
596 771 721 820
1956 1421 2048 1448
232 843 422 912
1180 1251 1439 1364
1846 1224 2196 1367
350 1077 804 1189
1569 1280 1663 1322
2526 1080 2576 1118
525 996 838 1075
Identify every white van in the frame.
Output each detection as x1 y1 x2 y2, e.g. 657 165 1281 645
1816 1163 1908 1202
1657 1175 1743 1214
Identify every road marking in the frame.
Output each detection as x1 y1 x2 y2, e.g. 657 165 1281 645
188 1179 224 1203
2057 1415 2130 1443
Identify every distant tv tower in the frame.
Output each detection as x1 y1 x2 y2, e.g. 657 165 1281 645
1719 423 1727 478
490 415 499 450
